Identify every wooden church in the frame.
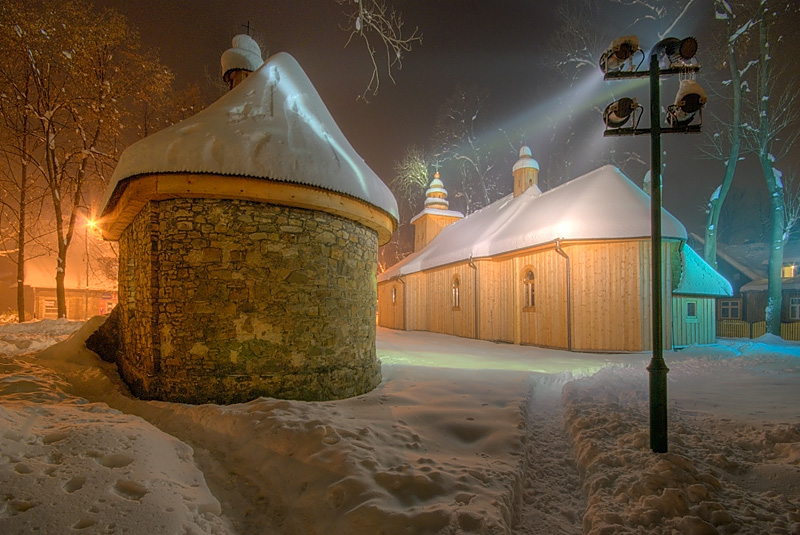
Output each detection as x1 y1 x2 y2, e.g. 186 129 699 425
377 147 732 352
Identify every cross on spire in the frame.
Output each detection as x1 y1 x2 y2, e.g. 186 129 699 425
432 161 442 173
241 21 254 36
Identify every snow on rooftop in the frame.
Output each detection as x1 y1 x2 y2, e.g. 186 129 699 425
101 52 398 221
675 243 733 297
380 165 686 280
409 208 464 225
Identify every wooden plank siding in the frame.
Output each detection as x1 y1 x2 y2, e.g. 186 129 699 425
378 238 683 352
507 249 569 348
672 296 716 346
477 260 515 343
376 280 405 330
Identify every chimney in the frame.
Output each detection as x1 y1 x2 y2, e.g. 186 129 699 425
513 146 540 197
221 34 264 90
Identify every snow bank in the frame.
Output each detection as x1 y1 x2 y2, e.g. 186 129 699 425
0 318 83 356
563 356 800 535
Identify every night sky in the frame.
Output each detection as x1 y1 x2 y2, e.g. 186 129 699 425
95 0 799 239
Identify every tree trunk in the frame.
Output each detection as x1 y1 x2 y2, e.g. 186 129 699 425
756 4 782 336
704 2 743 270
16 172 26 322
764 158 784 336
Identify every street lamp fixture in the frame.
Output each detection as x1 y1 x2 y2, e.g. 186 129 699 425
603 97 640 129
599 35 641 74
600 35 705 454
666 80 707 127
650 37 698 69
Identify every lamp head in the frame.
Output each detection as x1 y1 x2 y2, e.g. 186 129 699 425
603 97 638 128
651 37 698 69
666 80 707 127
599 35 640 73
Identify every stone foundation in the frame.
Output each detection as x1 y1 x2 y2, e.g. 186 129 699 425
117 198 381 404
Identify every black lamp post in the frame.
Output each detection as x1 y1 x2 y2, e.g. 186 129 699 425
600 37 705 453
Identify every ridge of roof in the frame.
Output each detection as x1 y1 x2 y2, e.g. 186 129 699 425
379 165 687 281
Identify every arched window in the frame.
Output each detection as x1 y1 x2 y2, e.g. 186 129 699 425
523 270 535 309
391 287 397 304
452 276 460 309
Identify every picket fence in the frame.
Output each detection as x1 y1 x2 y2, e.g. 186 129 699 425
716 320 800 340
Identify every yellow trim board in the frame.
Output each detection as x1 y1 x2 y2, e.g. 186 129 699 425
100 173 397 245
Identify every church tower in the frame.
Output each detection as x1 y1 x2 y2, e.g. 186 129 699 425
410 171 463 252
513 146 541 197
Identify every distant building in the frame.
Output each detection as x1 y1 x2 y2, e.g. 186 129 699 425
98 36 397 403
0 240 117 321
378 147 731 351
688 234 800 326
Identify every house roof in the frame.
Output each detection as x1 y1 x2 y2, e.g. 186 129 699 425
379 165 688 280
675 243 733 297
740 276 800 292
100 51 398 222
688 232 765 282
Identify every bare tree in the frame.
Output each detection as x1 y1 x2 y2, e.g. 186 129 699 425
391 145 430 220
1 0 171 318
431 84 514 215
745 1 800 335
699 0 759 269
338 0 422 101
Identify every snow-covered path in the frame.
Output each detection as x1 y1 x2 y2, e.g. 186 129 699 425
517 381 585 535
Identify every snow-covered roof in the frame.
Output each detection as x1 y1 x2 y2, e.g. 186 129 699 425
221 34 263 75
740 276 800 292
410 208 464 225
100 51 398 222
674 243 733 297
379 165 687 281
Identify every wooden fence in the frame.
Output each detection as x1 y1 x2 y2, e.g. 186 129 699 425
716 320 800 340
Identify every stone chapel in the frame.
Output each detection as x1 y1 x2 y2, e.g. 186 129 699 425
97 35 398 403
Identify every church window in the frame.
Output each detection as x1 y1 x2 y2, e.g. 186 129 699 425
391 287 397 304
452 276 460 309
523 270 535 309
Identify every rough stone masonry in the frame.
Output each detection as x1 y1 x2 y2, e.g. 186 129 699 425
115 198 381 404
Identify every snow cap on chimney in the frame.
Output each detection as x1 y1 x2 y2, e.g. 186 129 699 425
221 34 263 90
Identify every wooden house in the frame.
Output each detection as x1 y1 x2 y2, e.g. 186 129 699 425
689 234 800 326
0 242 117 321
378 147 732 352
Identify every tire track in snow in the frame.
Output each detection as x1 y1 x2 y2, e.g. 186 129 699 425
515 381 586 534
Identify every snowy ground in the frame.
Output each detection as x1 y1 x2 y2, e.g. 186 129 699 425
0 319 798 534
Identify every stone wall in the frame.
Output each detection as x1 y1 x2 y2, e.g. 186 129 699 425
117 197 381 404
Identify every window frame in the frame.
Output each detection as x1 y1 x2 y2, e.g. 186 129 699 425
522 268 535 310
452 275 460 310
685 300 699 323
718 298 741 320
790 297 800 321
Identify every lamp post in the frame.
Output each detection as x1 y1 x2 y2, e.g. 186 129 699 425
600 37 705 453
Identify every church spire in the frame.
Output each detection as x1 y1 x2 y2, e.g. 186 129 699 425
410 170 463 252
424 171 450 210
